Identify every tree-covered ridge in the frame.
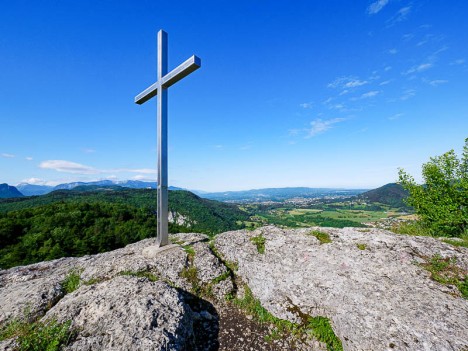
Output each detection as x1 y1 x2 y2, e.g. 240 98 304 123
358 183 409 210
0 188 248 233
0 189 249 269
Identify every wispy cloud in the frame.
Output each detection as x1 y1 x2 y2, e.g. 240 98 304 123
361 90 380 98
299 102 313 109
25 157 33 161
450 58 465 65
40 160 99 174
404 63 433 75
380 80 392 86
113 168 157 174
387 6 411 26
428 79 448 87
39 160 157 175
306 118 346 138
388 113 403 120
1 153 15 158
82 148 96 154
400 89 416 101
213 145 224 150
239 142 253 151
351 91 380 101
328 76 368 89
367 0 389 15
388 48 398 55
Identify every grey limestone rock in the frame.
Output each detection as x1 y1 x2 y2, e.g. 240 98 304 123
214 226 468 351
46 276 193 351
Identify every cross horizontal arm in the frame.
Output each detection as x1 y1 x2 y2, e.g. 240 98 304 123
161 55 201 88
135 82 159 105
134 55 201 105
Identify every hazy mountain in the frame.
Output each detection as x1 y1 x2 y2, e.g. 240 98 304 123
0 183 24 199
16 183 54 196
200 187 368 202
359 183 409 209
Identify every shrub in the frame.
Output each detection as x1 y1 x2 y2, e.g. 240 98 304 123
398 138 468 237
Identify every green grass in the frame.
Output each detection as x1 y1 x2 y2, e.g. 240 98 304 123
310 230 332 244
61 269 82 294
119 270 159 282
233 286 342 350
211 271 230 284
421 254 468 299
0 319 75 351
441 234 468 248
356 243 367 250
182 245 196 258
391 221 431 236
250 235 266 254
307 316 343 351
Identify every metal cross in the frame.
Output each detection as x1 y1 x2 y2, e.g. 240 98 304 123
135 30 201 247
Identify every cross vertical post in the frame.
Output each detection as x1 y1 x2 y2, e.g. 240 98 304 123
157 30 169 246
135 30 201 247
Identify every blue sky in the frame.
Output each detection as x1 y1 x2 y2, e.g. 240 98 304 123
1 0 467 191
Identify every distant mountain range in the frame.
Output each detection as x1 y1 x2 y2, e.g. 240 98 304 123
198 187 368 202
3 181 409 207
15 180 164 196
0 183 24 199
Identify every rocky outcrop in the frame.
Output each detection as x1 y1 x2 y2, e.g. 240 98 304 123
0 233 228 351
1 226 467 350
215 226 468 351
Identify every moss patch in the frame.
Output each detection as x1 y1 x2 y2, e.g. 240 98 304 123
250 235 266 254
233 285 342 350
356 243 367 250
309 230 332 244
421 254 468 299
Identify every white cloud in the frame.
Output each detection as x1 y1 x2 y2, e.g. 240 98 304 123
388 113 403 120
395 6 411 21
25 156 33 161
21 177 47 185
384 66 392 71
388 48 398 55
450 59 465 65
2 153 15 158
1 153 15 158
428 79 448 87
306 118 345 138
380 80 391 86
387 6 411 26
299 102 313 109
40 160 99 174
367 0 389 15
82 148 96 154
111 168 156 174
405 63 433 75
400 89 416 101
345 80 367 88
328 76 368 89
361 90 380 98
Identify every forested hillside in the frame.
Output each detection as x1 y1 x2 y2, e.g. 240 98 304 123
0 188 249 269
